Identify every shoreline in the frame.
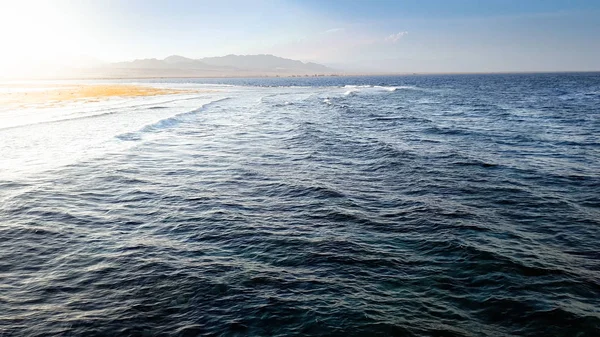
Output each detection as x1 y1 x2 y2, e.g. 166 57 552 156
0 84 204 109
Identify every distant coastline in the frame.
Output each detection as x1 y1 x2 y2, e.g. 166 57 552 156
3 70 600 82
4 53 598 81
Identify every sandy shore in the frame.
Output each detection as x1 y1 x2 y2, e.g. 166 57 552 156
0 84 201 109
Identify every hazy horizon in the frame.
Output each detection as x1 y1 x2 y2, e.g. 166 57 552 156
1 0 600 78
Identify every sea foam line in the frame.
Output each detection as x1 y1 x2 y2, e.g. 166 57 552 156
115 97 231 141
0 95 205 131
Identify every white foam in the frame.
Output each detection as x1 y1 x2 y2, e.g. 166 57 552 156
343 85 372 88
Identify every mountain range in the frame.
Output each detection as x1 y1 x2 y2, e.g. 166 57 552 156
72 54 337 78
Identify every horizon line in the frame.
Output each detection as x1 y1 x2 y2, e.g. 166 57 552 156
2 70 600 82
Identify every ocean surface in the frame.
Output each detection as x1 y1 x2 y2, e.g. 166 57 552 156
1 73 599 336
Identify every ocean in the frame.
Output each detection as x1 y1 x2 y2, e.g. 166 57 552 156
1 73 599 336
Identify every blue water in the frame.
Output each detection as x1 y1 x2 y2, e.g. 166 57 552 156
1 73 599 336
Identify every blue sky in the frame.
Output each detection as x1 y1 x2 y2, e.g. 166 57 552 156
1 0 599 72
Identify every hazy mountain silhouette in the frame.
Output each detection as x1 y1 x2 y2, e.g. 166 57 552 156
93 54 335 78
198 54 331 73
2 54 339 79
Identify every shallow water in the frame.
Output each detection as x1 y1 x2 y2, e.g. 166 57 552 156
1 74 599 336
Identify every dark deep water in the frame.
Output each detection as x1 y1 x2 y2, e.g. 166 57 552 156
1 73 599 336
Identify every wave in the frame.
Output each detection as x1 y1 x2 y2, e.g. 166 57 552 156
337 85 422 96
115 97 230 141
3 74 600 336
377 85 422 91
0 95 204 131
272 101 294 107
343 85 419 90
343 85 373 88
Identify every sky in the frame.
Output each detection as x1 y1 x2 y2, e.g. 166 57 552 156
0 0 599 74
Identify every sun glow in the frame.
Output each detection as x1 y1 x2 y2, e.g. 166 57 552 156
0 1 88 77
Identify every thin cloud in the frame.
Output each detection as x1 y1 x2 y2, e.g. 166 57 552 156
385 31 408 43
324 28 344 34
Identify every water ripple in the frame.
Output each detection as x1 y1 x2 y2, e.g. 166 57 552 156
1 74 600 336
